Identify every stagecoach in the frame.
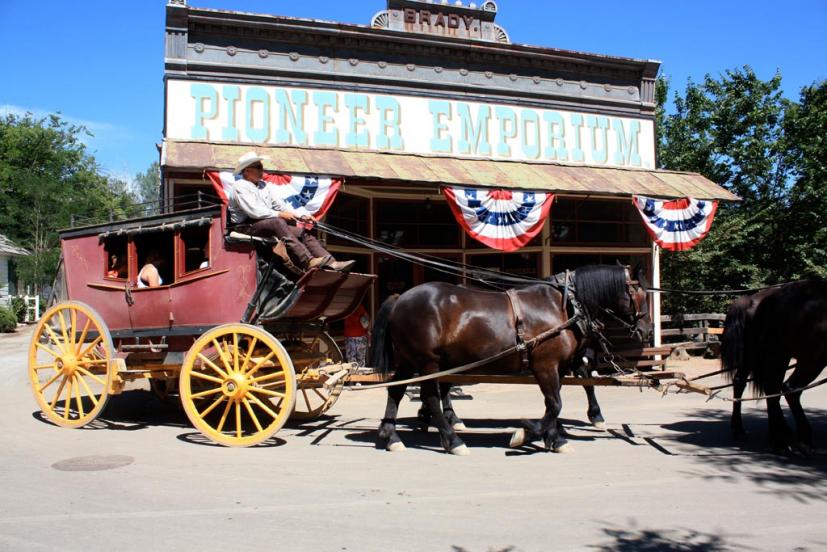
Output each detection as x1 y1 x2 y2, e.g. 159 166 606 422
28 195 375 447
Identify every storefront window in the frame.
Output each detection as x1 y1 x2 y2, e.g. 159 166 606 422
551 198 648 246
467 252 540 284
551 253 649 274
375 199 460 248
324 193 369 246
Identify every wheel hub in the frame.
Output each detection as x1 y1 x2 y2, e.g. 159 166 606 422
222 373 249 400
58 354 78 376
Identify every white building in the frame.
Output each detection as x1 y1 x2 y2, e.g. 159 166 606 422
0 234 28 308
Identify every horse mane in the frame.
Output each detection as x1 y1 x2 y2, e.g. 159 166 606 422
573 265 627 315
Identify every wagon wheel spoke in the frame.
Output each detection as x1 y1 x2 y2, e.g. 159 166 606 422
301 388 312 411
74 377 85 419
75 366 106 386
242 398 263 433
233 332 240 374
57 310 70 349
75 319 91 356
36 341 63 358
76 374 99 407
216 398 234 433
249 386 285 399
245 352 276 379
33 363 59 371
49 376 69 410
251 371 286 385
247 393 279 420
69 309 78 350
43 325 65 354
63 376 73 420
38 370 64 394
235 401 242 438
212 338 233 374
313 388 328 401
240 337 258 374
77 335 103 360
198 394 227 419
190 387 223 400
189 370 224 385
196 353 229 379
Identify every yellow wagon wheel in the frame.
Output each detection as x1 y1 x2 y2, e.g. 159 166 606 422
290 332 346 420
28 301 115 428
179 324 296 447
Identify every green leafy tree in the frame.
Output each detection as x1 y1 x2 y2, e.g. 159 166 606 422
0 113 140 292
779 81 827 279
133 161 161 209
655 67 792 312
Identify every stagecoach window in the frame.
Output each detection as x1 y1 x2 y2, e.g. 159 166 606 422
551 198 648 246
133 233 175 285
181 226 210 273
374 199 460 248
103 236 128 280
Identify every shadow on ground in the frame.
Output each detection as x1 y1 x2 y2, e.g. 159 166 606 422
587 520 743 551
660 407 827 504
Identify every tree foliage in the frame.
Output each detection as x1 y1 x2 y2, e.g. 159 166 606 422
0 113 141 292
656 67 827 312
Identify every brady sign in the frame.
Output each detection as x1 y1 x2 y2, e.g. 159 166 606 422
166 79 655 168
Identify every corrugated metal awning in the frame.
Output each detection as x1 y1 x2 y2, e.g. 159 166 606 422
164 140 739 201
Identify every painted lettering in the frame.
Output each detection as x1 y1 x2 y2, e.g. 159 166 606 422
245 87 270 143
586 115 609 164
376 96 404 150
221 85 240 141
313 92 338 146
495 106 518 157
345 93 369 148
404 8 416 23
190 83 218 140
613 119 642 166
543 111 568 160
457 104 491 156
521 109 541 159
429 100 452 153
274 89 308 145
570 114 585 162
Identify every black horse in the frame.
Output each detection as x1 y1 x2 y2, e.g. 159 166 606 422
722 279 827 453
371 265 652 455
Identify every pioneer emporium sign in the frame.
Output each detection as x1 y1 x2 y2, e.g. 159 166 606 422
166 80 655 169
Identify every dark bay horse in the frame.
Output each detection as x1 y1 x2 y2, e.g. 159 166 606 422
371 265 652 455
722 279 827 453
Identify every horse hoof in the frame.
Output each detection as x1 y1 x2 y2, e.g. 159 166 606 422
453 422 467 431
387 441 407 452
591 421 606 430
509 428 526 448
553 442 574 454
450 444 470 456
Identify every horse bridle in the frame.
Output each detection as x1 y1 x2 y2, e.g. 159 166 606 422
599 278 647 335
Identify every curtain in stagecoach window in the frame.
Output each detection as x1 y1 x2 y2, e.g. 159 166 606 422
632 196 719 251
441 186 554 252
206 171 342 218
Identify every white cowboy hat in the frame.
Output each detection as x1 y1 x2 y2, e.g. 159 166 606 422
234 151 270 174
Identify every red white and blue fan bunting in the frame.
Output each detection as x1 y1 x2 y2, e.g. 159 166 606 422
633 196 719 251
207 171 341 218
442 186 554 252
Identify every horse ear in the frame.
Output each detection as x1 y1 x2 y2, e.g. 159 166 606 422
633 264 649 287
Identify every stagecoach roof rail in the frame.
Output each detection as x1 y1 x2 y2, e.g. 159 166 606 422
66 193 223 231
97 216 213 240
60 204 222 240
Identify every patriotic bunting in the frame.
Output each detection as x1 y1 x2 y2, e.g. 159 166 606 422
442 186 554 252
207 171 341 218
633 195 718 251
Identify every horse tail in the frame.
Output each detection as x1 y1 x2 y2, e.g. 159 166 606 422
721 297 749 385
370 294 399 375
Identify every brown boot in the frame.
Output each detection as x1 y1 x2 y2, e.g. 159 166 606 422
307 255 332 270
325 259 356 273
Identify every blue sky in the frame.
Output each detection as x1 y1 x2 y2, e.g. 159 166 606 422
1 0 825 181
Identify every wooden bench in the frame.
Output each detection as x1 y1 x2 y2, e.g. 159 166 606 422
660 313 725 358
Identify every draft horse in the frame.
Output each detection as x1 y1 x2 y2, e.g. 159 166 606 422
371 265 653 455
722 279 827 453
